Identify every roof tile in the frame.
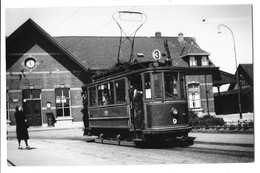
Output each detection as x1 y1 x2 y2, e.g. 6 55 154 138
55 36 212 69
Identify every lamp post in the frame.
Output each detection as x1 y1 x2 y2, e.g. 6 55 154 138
218 24 242 119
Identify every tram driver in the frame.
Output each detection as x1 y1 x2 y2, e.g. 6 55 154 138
129 86 144 130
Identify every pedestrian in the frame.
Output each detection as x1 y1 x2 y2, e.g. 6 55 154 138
14 105 30 149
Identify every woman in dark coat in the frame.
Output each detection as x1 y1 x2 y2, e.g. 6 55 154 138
14 106 30 149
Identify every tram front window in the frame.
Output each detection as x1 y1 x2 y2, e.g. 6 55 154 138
154 73 163 99
144 73 151 99
164 72 178 99
115 79 126 104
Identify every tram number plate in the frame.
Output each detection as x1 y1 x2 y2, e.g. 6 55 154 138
152 49 161 60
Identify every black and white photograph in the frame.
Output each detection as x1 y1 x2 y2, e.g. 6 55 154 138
1 0 258 172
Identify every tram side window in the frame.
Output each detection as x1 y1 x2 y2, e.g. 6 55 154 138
98 83 115 106
164 72 178 99
153 73 163 99
115 79 126 104
89 86 97 106
144 73 151 99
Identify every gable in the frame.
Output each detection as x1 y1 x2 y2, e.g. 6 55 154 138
180 42 210 57
6 19 91 82
228 64 253 90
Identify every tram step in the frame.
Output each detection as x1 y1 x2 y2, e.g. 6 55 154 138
95 138 136 147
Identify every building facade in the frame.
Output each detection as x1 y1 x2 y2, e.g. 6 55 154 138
6 19 93 127
214 64 253 114
6 19 219 127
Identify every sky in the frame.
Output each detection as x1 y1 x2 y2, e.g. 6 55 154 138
2 0 256 91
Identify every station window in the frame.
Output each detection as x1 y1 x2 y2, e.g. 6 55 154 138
98 82 114 106
187 83 201 109
22 89 41 100
89 86 97 106
55 88 70 117
164 72 178 99
144 73 151 99
153 73 163 99
115 79 126 104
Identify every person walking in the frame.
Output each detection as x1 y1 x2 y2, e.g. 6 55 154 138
14 106 30 149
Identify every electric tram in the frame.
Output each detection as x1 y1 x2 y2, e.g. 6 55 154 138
81 11 193 147
82 61 193 146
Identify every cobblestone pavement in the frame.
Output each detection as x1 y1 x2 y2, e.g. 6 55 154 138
3 128 256 173
5 128 254 166
7 137 253 166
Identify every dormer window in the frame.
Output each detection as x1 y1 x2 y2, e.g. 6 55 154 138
202 56 208 66
189 56 208 67
189 56 196 66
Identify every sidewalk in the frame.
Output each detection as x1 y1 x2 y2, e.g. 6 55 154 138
7 122 84 133
190 132 254 147
7 125 254 147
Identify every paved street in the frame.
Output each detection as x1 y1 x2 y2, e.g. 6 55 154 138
6 137 253 166
4 128 254 167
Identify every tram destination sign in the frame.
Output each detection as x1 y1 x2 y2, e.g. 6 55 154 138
152 49 161 61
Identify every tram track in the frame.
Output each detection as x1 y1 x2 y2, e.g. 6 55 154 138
7 159 16 166
171 144 254 158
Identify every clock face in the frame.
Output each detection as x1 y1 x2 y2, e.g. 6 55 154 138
25 58 36 69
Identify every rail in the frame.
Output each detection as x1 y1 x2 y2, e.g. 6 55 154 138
7 159 16 166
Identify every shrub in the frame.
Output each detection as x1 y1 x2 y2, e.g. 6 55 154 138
189 112 225 127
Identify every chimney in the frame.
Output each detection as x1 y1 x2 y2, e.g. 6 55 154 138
155 31 161 37
178 32 184 42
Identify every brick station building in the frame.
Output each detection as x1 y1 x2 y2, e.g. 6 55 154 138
6 19 221 127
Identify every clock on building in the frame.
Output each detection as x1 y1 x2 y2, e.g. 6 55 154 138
24 57 36 69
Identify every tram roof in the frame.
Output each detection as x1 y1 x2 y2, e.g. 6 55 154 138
55 36 213 70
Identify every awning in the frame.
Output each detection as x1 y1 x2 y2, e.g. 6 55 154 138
213 70 236 87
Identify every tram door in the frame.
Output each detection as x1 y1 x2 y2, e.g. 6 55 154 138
129 74 144 130
22 89 42 126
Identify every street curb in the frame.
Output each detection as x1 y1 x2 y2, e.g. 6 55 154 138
7 126 84 133
194 140 254 147
7 128 254 148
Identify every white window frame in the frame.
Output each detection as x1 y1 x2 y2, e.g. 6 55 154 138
189 56 197 66
55 88 71 117
187 82 201 109
202 56 208 66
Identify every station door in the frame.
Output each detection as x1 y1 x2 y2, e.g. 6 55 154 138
22 89 42 126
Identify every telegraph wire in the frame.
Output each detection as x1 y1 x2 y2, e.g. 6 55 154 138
51 7 82 34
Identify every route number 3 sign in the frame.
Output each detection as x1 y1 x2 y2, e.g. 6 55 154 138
152 49 161 61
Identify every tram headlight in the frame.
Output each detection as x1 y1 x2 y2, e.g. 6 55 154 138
172 118 177 124
171 107 178 115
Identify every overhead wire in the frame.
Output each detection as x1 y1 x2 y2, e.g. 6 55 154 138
65 6 138 50
51 7 82 34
